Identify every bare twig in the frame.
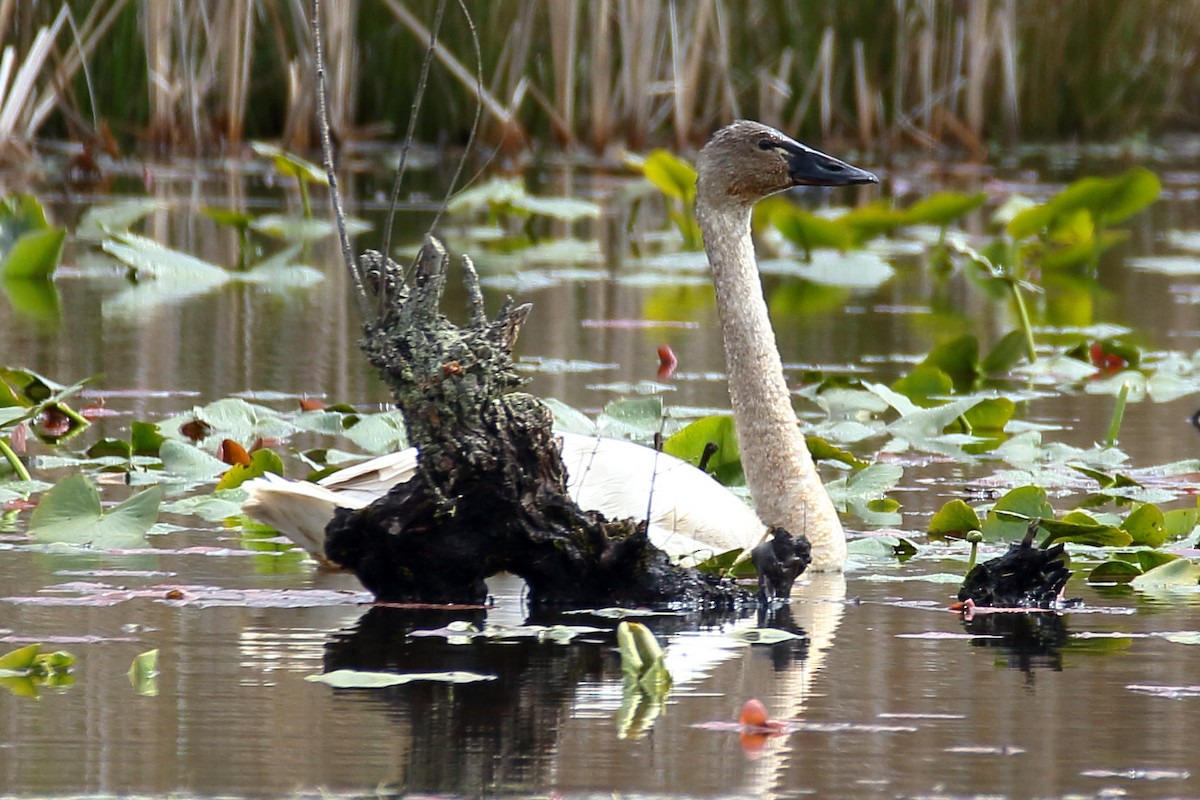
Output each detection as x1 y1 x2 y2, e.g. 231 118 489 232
380 0 447 284
425 0 485 236
312 0 368 318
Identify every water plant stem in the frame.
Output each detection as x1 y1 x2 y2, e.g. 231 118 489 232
0 437 30 482
1105 381 1131 448
1008 279 1037 363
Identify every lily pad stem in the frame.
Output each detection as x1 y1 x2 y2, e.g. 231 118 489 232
0 437 31 482
965 530 983 573
1105 381 1130 448
1008 279 1037 362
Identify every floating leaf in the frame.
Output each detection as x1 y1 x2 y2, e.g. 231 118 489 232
0 643 41 672
29 474 162 547
1087 560 1144 584
729 628 807 644
251 141 328 186
641 150 697 203
1 226 65 279
1120 503 1168 548
1129 558 1200 589
774 206 854 255
128 648 159 696
76 199 160 241
981 486 1054 542
981 330 1029 374
902 191 987 227
1038 518 1130 547
806 436 869 470
892 364 953 407
159 440 228 480
0 194 65 279
928 499 982 539
305 669 497 688
216 448 285 491
664 415 741 481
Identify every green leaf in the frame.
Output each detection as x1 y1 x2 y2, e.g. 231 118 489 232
729 628 807 644
1164 507 1200 541
102 231 230 283
1038 518 1131 547
891 364 953 407
981 486 1054 542
2 276 61 321
982 330 1031 374
922 335 981 389
664 415 740 476
1120 503 1168 548
836 201 905 244
249 213 370 243
76 199 160 241
0 644 41 672
1129 558 1200 588
597 397 664 439
1087 560 1142 584
201 206 255 229
826 463 903 509
132 421 166 457
962 398 1016 433
928 499 982 538
29 474 162 547
216 448 284 490
1099 168 1162 226
1007 202 1057 240
902 191 987 227
773 207 854 253
128 649 159 696
306 669 497 688
1 226 65 279
806 435 869 470
641 150 697 203
160 439 229 480
250 141 328 185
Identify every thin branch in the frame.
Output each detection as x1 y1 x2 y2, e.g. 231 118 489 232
380 0 447 283
312 0 368 318
424 0 485 236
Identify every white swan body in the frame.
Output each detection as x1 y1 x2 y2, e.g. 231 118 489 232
243 430 768 567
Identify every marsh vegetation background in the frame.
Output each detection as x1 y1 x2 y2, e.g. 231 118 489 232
3 0 1200 157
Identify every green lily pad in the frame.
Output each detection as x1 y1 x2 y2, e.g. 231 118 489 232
928 499 982 539
1129 558 1200 589
29 474 162 548
128 648 159 696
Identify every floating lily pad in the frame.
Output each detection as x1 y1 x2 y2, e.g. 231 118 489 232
29 474 162 548
305 669 497 688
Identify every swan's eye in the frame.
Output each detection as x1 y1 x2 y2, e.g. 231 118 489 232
757 138 774 151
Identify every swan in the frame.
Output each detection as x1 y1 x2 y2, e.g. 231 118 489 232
243 120 876 572
244 430 767 566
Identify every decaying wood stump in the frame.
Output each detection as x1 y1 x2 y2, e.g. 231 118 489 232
324 238 747 607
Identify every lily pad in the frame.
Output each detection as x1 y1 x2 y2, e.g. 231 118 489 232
305 669 497 688
29 474 162 548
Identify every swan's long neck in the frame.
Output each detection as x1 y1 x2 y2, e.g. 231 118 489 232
696 198 847 570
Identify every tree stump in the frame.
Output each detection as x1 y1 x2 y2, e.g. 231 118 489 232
324 238 747 607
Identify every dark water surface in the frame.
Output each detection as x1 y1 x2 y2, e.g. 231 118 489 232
2 154 1199 798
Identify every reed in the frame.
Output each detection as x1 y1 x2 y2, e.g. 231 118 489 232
2 0 1199 156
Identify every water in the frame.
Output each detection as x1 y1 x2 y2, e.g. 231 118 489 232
1 154 1199 798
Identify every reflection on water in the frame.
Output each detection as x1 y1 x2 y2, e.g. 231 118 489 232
1 159 1199 798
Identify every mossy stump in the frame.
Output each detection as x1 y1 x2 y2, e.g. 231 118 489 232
324 238 746 607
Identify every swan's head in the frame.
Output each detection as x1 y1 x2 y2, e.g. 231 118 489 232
696 120 877 205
